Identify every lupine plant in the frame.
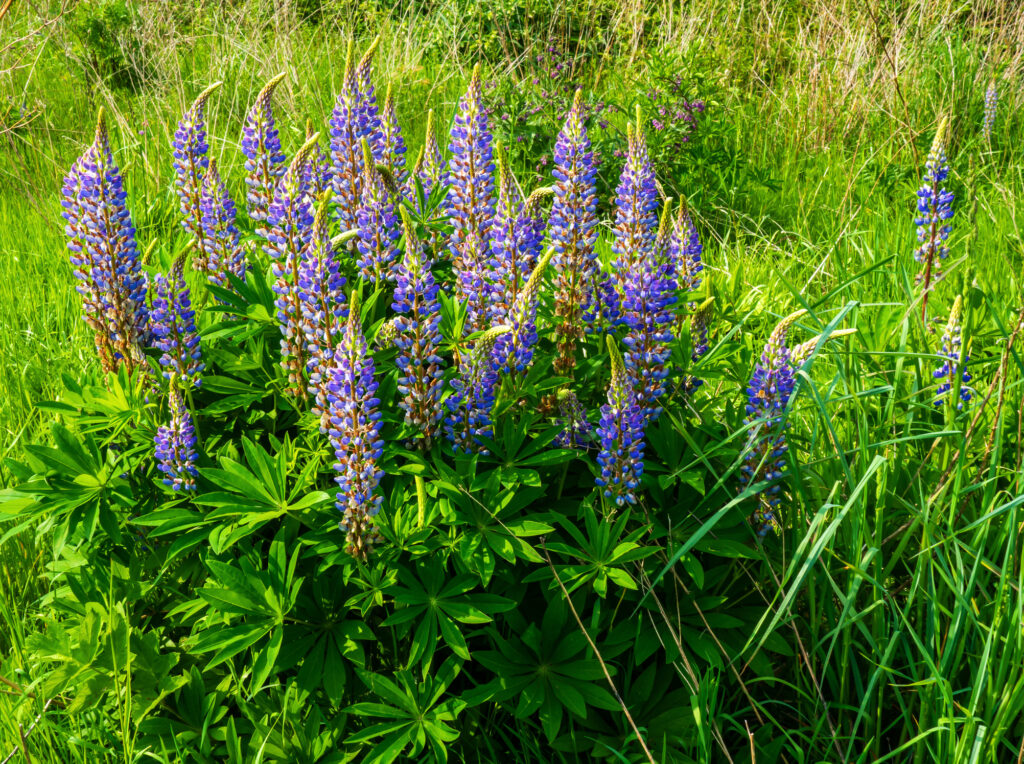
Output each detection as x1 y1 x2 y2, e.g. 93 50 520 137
172 82 220 273
149 259 203 387
241 72 287 223
199 157 247 287
934 295 972 408
154 381 199 492
355 139 401 282
595 336 647 507
915 118 954 320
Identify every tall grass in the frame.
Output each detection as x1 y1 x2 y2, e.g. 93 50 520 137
2 0 1023 760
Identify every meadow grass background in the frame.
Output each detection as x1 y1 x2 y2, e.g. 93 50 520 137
2 0 1024 760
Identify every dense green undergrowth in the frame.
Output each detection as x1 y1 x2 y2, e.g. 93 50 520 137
2 0 1024 762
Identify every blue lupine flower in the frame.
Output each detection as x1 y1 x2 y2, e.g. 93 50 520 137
330 41 379 232
554 388 593 449
326 294 385 559
493 249 553 374
684 296 714 393
172 82 220 270
445 325 509 454
155 384 199 492
410 108 449 204
740 310 805 539
299 197 348 431
671 200 703 293
302 119 332 200
595 336 647 507
933 296 972 408
62 108 148 373
242 73 287 224
199 158 247 288
150 263 203 387
606 112 658 323
983 80 997 141
621 202 677 418
392 208 445 445
263 135 320 397
356 37 384 162
379 85 408 188
447 64 497 335
356 139 402 283
488 149 537 327
915 118 954 320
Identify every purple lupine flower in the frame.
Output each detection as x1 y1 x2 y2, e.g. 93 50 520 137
983 80 997 141
356 36 384 162
488 150 529 326
301 118 332 200
550 90 600 378
554 388 593 448
684 296 714 393
621 202 678 418
330 44 367 233
172 82 221 271
356 139 402 283
445 325 509 454
606 112 658 322
241 73 287 224
299 197 348 431
62 109 148 373
379 85 408 188
447 64 497 335
915 118 954 322
149 262 203 387
493 249 553 374
595 336 647 507
326 294 384 560
199 158 247 288
671 200 703 292
410 109 449 203
740 310 805 539
392 208 445 446
155 384 199 492
263 135 320 397
933 296 972 408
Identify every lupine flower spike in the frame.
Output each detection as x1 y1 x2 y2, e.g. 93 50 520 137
330 42 373 233
789 328 857 366
172 82 221 272
150 257 204 387
685 296 714 393
302 119 332 199
410 109 449 206
263 134 320 397
915 117 954 322
62 108 148 373
241 73 287 223
983 79 997 142
199 158 247 288
741 309 806 539
672 197 703 293
933 296 972 409
606 108 658 324
621 199 678 419
494 248 555 374
489 146 530 326
356 138 402 283
356 36 383 161
445 325 510 454
447 63 497 335
392 207 445 446
379 85 408 188
155 380 199 492
551 89 600 378
555 388 593 449
300 195 348 431
326 292 385 559
595 336 647 508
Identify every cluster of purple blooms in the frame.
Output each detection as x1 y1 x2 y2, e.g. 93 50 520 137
172 83 219 271
241 73 288 223
149 263 203 387
983 80 997 141
934 296 972 409
914 119 954 319
154 384 199 492
595 337 647 507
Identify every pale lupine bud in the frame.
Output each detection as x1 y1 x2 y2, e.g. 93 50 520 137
983 79 997 141
199 158 247 288
62 108 148 373
915 118 954 322
933 296 972 409
392 208 444 446
551 90 600 379
445 325 510 454
326 292 384 560
299 196 348 432
447 64 497 335
241 73 287 223
596 336 647 507
155 380 199 492
264 135 320 398
356 138 401 283
789 328 857 366
741 309 806 539
172 82 221 271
